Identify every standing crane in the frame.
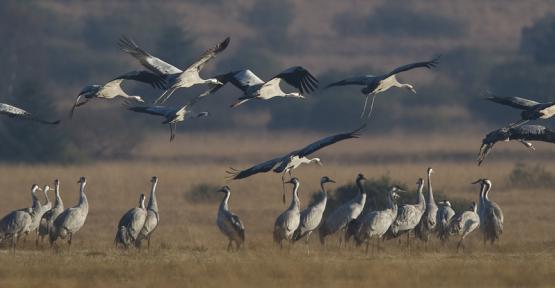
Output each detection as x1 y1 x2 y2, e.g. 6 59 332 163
416 167 438 242
477 125 555 165
227 125 364 203
355 186 404 254
292 176 335 252
325 56 440 118
115 194 147 248
449 202 480 252
34 185 52 245
71 71 166 117
319 173 367 247
274 178 301 248
38 179 64 245
216 186 245 251
119 36 230 104
0 103 60 125
388 178 426 248
49 177 89 249
204 66 318 108
0 184 42 251
136 176 159 249
436 200 455 243
124 94 209 141
485 93 555 127
473 179 504 245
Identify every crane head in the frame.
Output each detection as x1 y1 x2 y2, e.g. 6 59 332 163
54 179 60 187
150 176 158 184
320 176 336 184
427 167 434 175
77 176 86 184
285 178 300 185
218 186 231 193
356 173 367 182
31 184 42 192
416 178 424 186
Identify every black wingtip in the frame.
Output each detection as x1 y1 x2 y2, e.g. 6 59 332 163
51 120 61 125
351 123 367 137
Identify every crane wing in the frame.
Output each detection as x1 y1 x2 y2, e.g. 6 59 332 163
182 37 230 74
203 69 265 95
270 66 319 95
325 75 372 88
383 56 440 78
226 155 285 180
0 103 60 125
118 36 183 76
125 103 173 117
108 70 167 89
293 124 366 158
485 95 540 110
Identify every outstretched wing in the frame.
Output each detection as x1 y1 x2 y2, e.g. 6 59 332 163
184 37 230 73
293 124 366 158
270 66 319 95
325 75 372 88
203 69 265 95
108 70 167 89
0 103 60 125
118 36 183 76
485 95 540 110
226 155 285 180
125 103 172 117
383 56 440 78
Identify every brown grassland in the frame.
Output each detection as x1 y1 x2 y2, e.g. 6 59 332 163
0 132 554 287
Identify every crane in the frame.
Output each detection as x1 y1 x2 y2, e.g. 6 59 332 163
0 103 60 125
449 202 480 252
326 56 440 118
203 66 318 108
274 178 301 248
71 71 166 117
436 200 455 243
115 193 147 248
485 93 555 127
473 179 504 245
292 176 335 252
38 179 64 245
388 178 426 248
227 124 364 202
319 173 367 247
136 176 159 249
49 177 89 249
478 125 555 165
415 167 438 242
216 186 245 251
119 36 230 104
0 184 42 251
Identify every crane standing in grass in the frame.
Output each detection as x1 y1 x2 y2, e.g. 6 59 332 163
450 202 480 252
474 179 504 245
388 178 426 248
136 176 159 249
38 180 63 245
274 178 301 248
416 168 438 242
0 185 42 251
436 200 455 243
49 177 89 249
216 186 245 251
292 176 335 252
319 173 367 247
115 194 147 248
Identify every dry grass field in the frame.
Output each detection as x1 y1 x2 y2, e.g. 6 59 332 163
0 132 555 287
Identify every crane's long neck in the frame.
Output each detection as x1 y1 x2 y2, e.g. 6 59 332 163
427 173 435 204
320 182 328 198
478 183 485 208
31 188 41 210
356 179 367 205
417 182 425 210
54 184 63 209
483 182 492 202
139 196 146 209
148 181 158 212
220 191 230 211
78 182 88 211
386 190 395 211
289 182 300 210
43 189 50 206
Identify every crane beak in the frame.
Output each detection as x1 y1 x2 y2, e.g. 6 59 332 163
471 179 483 184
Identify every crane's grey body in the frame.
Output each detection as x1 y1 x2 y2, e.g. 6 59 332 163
274 178 301 248
115 194 147 248
119 36 230 104
319 174 367 246
216 186 245 251
326 57 439 118
485 93 555 128
136 177 159 248
475 179 504 245
389 178 426 247
206 67 318 108
436 200 455 242
355 187 402 254
416 168 438 242
292 177 335 250
125 94 209 141
71 71 166 117
0 103 60 125
49 177 89 248
450 202 480 252
38 180 64 244
478 125 555 165
0 184 42 250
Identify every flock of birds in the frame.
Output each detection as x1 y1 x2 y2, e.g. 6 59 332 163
0 34 553 254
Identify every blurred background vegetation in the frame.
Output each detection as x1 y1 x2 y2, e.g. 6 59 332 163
2 0 555 162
